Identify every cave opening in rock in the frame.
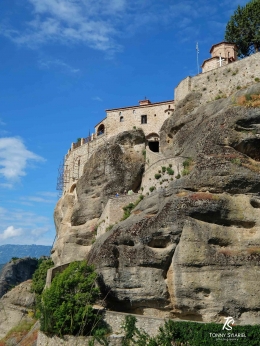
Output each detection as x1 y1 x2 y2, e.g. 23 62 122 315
234 138 260 161
148 141 159 152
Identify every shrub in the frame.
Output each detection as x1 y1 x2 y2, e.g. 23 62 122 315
175 174 181 179
231 158 241 166
169 164 172 168
32 258 54 297
155 173 161 179
161 166 166 173
183 158 192 169
39 261 102 336
121 196 144 220
182 169 190 176
166 167 174 175
245 93 252 101
149 186 155 192
255 77 260 82
237 85 241 90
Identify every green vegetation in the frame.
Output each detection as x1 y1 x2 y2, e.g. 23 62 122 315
39 261 105 337
225 0 260 57
120 315 260 346
182 158 193 176
106 224 114 232
166 167 174 175
121 195 144 221
142 150 146 159
154 173 161 179
149 186 155 192
161 166 166 173
231 158 242 165
175 174 181 179
255 77 260 82
32 258 54 297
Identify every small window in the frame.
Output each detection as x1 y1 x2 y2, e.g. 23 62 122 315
120 116 124 122
141 115 147 124
168 105 171 109
154 114 156 117
133 110 135 114
119 111 121 115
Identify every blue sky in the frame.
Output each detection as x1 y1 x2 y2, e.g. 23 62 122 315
0 0 248 246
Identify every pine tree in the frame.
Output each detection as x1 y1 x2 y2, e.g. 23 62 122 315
225 0 260 57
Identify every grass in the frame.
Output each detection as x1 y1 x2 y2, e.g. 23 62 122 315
121 195 144 221
0 319 36 346
236 93 260 107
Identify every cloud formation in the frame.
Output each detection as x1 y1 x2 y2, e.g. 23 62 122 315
0 226 23 239
0 207 54 245
0 1 250 56
0 137 44 184
38 58 80 73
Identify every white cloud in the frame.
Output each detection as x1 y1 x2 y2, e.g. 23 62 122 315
0 0 201 54
0 0 248 56
92 96 103 102
0 137 44 184
0 226 23 239
38 58 80 73
0 207 54 245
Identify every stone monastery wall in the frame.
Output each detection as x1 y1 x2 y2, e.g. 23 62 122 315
101 101 174 139
63 100 174 193
175 52 260 104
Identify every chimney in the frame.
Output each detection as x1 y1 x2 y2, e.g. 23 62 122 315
139 99 151 106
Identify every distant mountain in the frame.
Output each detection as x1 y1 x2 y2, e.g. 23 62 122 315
0 244 52 265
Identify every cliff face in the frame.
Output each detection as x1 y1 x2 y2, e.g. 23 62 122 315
53 83 260 325
0 258 38 298
52 130 145 266
87 83 260 324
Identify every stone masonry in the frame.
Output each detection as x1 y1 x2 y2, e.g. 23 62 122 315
175 51 260 104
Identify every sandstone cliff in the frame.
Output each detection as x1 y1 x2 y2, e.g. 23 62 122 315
53 83 260 325
52 130 145 266
0 258 38 298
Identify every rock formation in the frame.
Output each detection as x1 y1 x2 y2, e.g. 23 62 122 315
0 280 37 342
52 130 145 266
53 83 260 325
0 257 38 298
87 84 260 324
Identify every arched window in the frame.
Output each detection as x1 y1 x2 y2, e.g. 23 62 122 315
97 124 105 136
119 111 122 115
120 116 124 122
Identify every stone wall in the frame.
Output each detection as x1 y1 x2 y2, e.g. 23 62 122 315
103 310 165 337
96 101 174 140
141 156 186 195
37 310 167 346
175 52 260 105
97 194 141 237
63 134 108 193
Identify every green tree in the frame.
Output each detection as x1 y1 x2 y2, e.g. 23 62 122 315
39 261 102 336
225 0 260 57
31 258 53 296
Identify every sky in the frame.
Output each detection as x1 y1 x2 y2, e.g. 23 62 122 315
0 0 249 246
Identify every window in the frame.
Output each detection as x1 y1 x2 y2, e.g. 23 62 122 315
168 105 171 109
120 116 124 122
133 110 135 114
119 111 121 115
141 115 147 124
97 124 105 136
